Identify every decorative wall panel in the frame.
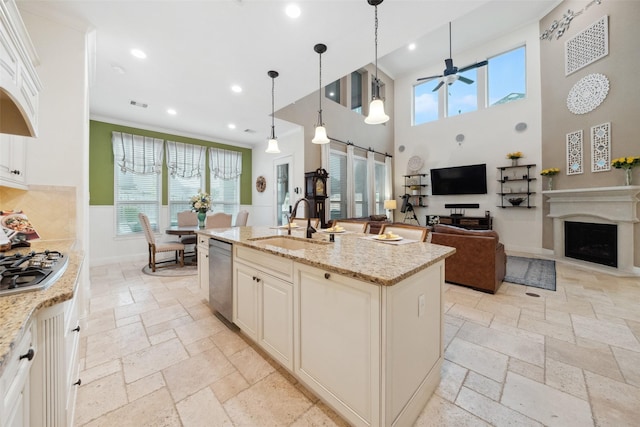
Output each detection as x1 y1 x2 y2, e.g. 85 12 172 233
566 130 583 175
565 15 608 75
591 122 611 172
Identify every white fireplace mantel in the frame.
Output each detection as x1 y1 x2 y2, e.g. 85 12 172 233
543 186 640 274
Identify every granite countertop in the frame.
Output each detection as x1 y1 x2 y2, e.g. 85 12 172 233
197 226 455 286
0 239 84 377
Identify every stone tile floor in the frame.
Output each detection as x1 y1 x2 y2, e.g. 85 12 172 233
76 259 640 426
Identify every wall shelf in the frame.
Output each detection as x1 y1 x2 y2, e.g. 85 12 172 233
497 164 536 208
402 174 428 208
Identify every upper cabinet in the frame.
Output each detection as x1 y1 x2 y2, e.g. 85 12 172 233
0 0 41 137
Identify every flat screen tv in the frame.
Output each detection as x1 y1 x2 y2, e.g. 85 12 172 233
430 164 487 195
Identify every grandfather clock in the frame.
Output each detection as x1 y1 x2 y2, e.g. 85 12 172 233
305 168 329 228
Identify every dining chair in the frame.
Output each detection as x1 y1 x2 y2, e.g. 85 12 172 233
331 220 369 233
177 210 198 254
138 213 184 272
206 212 232 228
235 210 249 226
379 223 430 242
291 217 320 229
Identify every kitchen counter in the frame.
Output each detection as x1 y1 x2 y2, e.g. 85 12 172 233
196 226 455 286
0 239 83 376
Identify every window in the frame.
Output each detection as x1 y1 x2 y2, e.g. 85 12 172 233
209 148 242 216
413 79 440 125
112 132 163 235
325 79 340 104
329 150 347 220
447 69 477 116
353 154 369 217
488 46 526 106
374 161 386 214
351 71 363 113
166 141 206 226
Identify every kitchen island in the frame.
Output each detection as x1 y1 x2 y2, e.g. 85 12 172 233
197 226 455 427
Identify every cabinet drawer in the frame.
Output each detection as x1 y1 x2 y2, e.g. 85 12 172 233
2 322 34 415
198 235 209 248
235 246 293 281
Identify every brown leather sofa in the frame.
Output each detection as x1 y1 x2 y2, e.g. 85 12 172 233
430 224 506 294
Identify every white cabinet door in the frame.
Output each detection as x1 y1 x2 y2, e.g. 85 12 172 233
233 263 259 340
197 235 209 302
260 276 293 370
294 264 381 427
0 134 27 188
1 322 34 427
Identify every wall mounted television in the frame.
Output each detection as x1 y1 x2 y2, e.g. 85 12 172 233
430 164 488 195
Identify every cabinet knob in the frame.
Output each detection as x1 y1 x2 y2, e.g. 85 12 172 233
73 379 82 386
10 170 21 175
256 277 261 283
72 325 81 333
19 348 35 362
324 272 330 280
252 276 257 281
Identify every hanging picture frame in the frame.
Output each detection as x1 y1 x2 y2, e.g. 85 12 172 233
567 130 583 175
591 122 611 172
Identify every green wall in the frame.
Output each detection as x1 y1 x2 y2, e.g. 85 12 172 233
89 120 252 206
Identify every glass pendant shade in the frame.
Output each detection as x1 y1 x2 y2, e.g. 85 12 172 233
312 125 329 144
265 138 280 153
365 99 389 124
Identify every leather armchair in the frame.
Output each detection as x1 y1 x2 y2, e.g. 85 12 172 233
430 224 506 293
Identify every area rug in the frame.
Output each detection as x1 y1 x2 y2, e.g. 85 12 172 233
504 256 556 291
142 265 197 277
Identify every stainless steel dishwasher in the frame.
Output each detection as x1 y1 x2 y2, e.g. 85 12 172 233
209 238 233 323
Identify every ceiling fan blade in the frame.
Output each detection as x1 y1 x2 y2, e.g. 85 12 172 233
458 75 474 84
458 60 488 73
417 74 443 82
432 81 445 92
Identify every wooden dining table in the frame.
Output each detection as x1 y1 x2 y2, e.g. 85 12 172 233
165 225 201 264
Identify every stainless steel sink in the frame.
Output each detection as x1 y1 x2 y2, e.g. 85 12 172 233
248 236 330 251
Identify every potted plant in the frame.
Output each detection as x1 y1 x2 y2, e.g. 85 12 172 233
506 151 524 166
611 156 640 186
410 185 420 195
540 167 560 190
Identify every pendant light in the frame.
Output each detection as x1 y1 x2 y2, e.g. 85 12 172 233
365 0 389 125
311 43 330 144
265 70 281 153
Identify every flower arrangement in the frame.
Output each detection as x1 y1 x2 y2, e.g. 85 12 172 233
506 151 523 160
611 156 640 169
540 168 560 176
190 191 211 213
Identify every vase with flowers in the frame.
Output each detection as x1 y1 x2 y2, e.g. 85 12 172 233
191 191 212 228
540 167 560 190
506 151 523 166
612 156 640 186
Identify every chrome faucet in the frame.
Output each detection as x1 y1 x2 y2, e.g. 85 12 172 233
289 197 316 238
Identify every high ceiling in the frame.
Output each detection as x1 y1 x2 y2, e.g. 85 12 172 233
20 0 560 147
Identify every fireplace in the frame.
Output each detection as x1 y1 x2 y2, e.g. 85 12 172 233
544 186 640 274
565 221 617 267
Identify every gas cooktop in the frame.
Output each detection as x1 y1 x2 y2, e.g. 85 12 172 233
0 250 69 296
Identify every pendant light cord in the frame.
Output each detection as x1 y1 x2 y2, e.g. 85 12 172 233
317 49 323 126
374 4 379 83
270 75 276 139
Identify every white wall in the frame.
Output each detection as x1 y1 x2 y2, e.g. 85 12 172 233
20 9 91 251
251 126 305 226
393 23 544 253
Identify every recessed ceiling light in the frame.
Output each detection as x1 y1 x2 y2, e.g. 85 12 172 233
167 109 177 115
408 43 416 51
228 123 236 129
231 85 242 93
130 48 147 59
285 4 301 19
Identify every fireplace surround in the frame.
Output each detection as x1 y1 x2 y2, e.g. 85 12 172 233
544 186 640 274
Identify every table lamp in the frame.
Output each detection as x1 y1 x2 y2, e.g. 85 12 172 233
384 199 397 221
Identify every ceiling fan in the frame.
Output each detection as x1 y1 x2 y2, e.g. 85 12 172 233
417 22 488 92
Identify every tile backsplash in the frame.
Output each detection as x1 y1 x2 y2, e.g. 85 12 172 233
0 185 76 240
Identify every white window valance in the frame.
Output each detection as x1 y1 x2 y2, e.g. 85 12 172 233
112 131 163 175
165 140 206 178
209 147 243 180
